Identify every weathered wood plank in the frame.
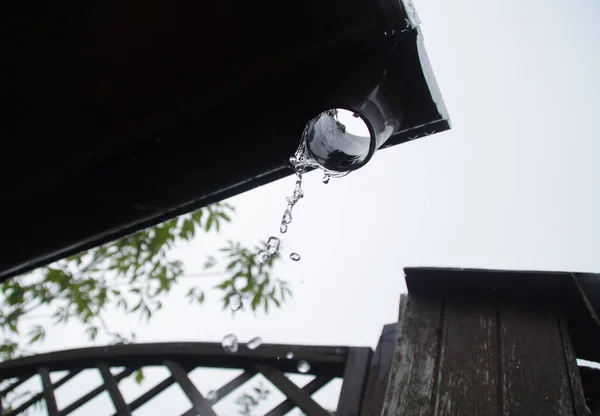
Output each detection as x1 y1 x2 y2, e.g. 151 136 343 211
499 303 574 415
434 301 498 416
359 323 397 416
337 347 372 416
558 312 589 416
382 294 443 416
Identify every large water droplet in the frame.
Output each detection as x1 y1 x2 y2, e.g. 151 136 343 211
267 236 280 247
206 390 217 403
286 352 294 359
228 291 242 312
222 334 238 354
297 360 311 373
290 253 301 261
247 337 262 350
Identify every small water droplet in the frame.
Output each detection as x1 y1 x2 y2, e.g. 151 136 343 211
286 352 294 359
257 251 269 265
290 253 301 261
282 212 292 225
289 156 297 165
280 223 288 233
222 334 238 354
207 390 217 403
297 360 311 373
322 174 330 184
247 337 262 350
352 112 360 118
228 291 243 312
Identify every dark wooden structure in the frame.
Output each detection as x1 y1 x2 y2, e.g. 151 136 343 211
1 0 449 283
1 268 599 415
380 268 600 416
0 342 372 416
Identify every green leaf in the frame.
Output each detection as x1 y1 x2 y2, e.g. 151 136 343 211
134 368 145 384
218 212 231 222
203 256 217 269
28 325 45 344
86 326 99 341
205 214 214 232
251 293 261 311
179 219 195 240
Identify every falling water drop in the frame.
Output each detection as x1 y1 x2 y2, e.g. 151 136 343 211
290 253 301 261
206 390 218 403
286 352 294 359
257 251 269 265
322 173 330 184
282 211 292 225
228 291 243 312
247 337 262 350
297 360 311 373
222 334 239 354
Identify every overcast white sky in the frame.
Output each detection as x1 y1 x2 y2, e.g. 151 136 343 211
8 0 600 414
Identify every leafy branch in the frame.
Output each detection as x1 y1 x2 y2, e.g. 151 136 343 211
0 202 291 363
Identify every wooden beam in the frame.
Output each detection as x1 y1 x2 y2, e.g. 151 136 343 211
255 364 330 416
4 370 81 416
60 367 135 416
382 294 443 415
359 323 397 416
38 367 59 416
0 343 349 379
264 376 332 416
164 361 217 416
98 362 131 416
124 375 176 413
337 347 372 415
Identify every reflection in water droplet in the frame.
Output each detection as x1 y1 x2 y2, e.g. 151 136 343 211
297 360 311 373
286 352 294 359
228 291 243 312
222 334 238 354
247 337 262 350
207 390 217 403
290 253 301 261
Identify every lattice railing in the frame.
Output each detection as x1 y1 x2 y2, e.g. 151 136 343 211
0 342 373 416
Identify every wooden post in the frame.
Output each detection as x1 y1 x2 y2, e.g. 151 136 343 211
381 268 589 416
